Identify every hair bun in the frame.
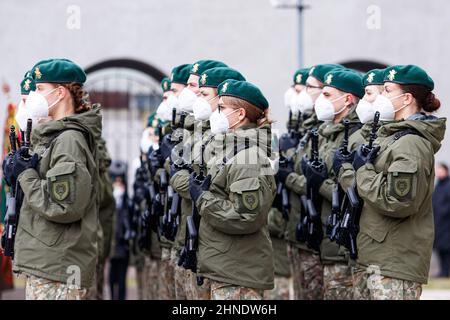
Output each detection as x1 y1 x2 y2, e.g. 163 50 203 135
424 92 441 112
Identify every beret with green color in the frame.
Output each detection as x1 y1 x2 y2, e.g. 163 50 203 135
293 68 310 85
199 67 245 88
147 112 165 128
32 58 86 84
323 69 364 98
383 64 434 90
218 79 269 111
190 60 228 76
161 77 171 92
170 64 191 85
308 63 344 83
362 68 385 87
20 71 36 95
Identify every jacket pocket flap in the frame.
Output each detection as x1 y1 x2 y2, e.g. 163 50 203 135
229 177 260 194
365 228 388 243
387 160 417 174
46 162 76 180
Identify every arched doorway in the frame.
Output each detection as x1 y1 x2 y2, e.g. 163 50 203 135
84 58 166 182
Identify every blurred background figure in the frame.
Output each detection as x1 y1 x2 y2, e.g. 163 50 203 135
108 160 130 300
433 162 450 278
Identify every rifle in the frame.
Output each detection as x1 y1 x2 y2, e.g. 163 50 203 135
304 129 324 252
279 110 302 152
276 155 291 221
2 120 32 258
181 144 206 286
336 112 380 259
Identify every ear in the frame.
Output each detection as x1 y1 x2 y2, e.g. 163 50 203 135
239 107 246 120
344 94 353 107
58 86 68 99
404 92 414 106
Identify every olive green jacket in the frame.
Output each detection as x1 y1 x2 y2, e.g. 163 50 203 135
339 113 446 284
14 108 101 288
196 123 276 289
316 108 364 263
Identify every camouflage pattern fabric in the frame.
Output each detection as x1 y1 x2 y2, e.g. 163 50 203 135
323 263 353 300
25 275 87 300
185 271 211 300
158 247 175 299
210 280 263 300
142 256 160 300
263 276 292 300
288 245 324 300
352 267 422 300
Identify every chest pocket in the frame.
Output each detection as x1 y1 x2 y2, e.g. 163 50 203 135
229 177 261 213
387 160 417 202
46 162 76 204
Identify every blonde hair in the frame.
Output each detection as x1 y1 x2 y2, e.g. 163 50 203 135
222 96 272 127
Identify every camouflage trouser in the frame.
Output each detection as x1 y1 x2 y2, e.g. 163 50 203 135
25 275 88 300
158 247 176 299
135 260 145 300
85 267 98 300
263 276 292 300
352 267 422 300
172 248 187 300
288 245 324 300
323 263 353 300
186 271 211 300
210 280 263 300
142 256 160 300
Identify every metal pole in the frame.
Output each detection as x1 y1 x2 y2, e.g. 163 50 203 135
297 0 304 68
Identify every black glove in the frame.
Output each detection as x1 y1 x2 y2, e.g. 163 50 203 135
352 144 380 171
147 148 164 177
366 145 380 165
2 153 15 186
305 161 328 192
160 134 179 161
169 159 191 178
9 149 39 185
276 157 294 184
279 133 299 153
189 172 211 203
332 148 355 176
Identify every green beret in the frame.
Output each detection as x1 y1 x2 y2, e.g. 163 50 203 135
190 60 228 76
170 64 191 85
218 79 269 111
199 67 245 88
293 68 310 85
383 65 434 90
20 71 36 95
147 112 165 128
362 68 385 87
323 69 364 98
32 58 86 84
308 63 344 83
161 77 171 92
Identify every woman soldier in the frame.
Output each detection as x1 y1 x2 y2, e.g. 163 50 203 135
3 58 101 300
188 79 276 300
338 65 445 300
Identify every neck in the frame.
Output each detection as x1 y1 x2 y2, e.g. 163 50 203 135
394 104 419 121
334 107 350 124
51 102 75 120
232 118 251 130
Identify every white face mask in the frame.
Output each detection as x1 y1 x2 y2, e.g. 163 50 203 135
315 94 347 122
294 90 314 113
372 93 406 121
284 87 296 108
356 99 375 124
210 109 240 134
15 100 30 131
193 95 217 121
140 132 154 154
25 87 60 122
156 101 172 121
166 94 180 115
178 88 198 113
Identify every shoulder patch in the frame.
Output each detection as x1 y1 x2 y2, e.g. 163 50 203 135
52 180 70 201
242 191 259 210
